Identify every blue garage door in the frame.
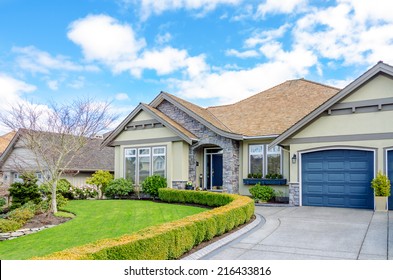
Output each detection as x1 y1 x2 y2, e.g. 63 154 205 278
387 150 393 210
302 149 374 209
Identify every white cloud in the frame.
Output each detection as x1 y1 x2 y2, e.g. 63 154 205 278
123 0 244 21
68 15 207 78
0 74 36 106
225 49 259 58
47 80 59 91
293 0 393 66
169 57 314 104
115 93 129 100
155 32 172 45
12 46 98 74
257 0 308 17
67 14 146 73
244 24 291 48
67 76 85 89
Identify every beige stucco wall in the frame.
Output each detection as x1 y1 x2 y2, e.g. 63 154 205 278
112 111 190 186
341 75 393 102
285 74 393 184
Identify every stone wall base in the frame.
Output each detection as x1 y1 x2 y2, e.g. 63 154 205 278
289 182 300 206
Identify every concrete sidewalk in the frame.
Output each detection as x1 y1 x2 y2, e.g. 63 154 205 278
195 206 391 260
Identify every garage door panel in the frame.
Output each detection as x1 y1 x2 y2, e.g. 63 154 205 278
327 173 345 181
349 161 369 170
306 162 324 170
327 185 345 194
302 149 374 209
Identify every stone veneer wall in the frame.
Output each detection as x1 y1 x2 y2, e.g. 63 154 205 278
289 182 300 206
157 100 240 193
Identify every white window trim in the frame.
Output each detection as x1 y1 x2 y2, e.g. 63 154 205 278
124 146 166 185
249 144 282 176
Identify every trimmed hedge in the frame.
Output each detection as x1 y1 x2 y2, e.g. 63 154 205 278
35 189 254 260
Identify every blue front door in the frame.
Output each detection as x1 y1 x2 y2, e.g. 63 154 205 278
212 154 223 187
302 149 374 209
387 150 393 210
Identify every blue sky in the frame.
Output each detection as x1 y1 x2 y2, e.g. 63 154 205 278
1 0 393 132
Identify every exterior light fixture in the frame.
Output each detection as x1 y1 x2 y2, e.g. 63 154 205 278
292 154 297 164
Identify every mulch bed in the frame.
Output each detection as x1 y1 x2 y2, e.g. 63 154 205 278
21 213 71 229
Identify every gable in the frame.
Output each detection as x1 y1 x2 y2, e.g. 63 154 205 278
282 72 393 144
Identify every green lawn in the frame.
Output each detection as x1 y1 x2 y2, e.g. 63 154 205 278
0 200 207 260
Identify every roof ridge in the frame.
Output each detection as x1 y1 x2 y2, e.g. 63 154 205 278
161 92 234 133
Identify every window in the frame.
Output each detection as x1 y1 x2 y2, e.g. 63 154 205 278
124 146 166 185
249 144 282 176
249 145 264 175
267 146 281 175
125 148 136 183
153 147 166 177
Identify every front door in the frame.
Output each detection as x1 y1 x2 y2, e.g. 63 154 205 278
205 148 223 190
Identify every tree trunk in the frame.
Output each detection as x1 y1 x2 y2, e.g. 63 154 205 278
51 182 58 213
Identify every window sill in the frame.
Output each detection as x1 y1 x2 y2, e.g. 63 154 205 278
243 178 287 185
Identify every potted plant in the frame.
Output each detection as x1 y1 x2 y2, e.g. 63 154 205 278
185 181 194 190
274 190 289 203
371 171 391 211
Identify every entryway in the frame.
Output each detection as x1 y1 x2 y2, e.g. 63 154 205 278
204 148 223 190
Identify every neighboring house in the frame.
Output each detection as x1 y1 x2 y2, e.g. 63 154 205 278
104 61 393 210
0 129 114 189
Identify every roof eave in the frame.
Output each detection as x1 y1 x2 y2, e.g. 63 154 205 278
153 92 243 140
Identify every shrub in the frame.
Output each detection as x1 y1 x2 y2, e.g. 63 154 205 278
249 184 275 202
57 179 74 199
9 172 41 209
105 178 133 199
0 197 6 208
141 175 167 199
371 171 391 197
71 185 98 199
7 207 35 224
247 173 253 179
0 219 21 233
35 190 254 260
86 170 114 199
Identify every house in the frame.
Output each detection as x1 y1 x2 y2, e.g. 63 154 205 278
103 74 339 194
104 62 393 210
271 61 393 210
0 129 114 189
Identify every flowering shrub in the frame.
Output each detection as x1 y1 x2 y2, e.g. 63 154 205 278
70 184 99 200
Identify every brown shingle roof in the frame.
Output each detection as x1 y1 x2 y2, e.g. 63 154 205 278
206 79 340 137
0 131 16 154
164 92 233 133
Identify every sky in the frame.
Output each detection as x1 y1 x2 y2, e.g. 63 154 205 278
1 0 393 133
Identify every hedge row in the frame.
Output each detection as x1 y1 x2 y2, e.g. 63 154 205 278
35 189 254 260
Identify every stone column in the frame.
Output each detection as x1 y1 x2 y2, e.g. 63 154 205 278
289 182 300 206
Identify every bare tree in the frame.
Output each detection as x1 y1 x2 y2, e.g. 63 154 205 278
0 98 117 213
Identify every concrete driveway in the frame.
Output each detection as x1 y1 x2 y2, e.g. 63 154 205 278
200 206 393 260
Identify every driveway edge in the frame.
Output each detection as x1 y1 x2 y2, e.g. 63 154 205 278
182 214 263 260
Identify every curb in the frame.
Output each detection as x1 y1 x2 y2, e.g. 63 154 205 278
181 214 263 260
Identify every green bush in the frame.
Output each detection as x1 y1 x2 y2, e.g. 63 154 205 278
9 172 42 209
57 179 74 199
86 170 114 199
371 171 391 196
105 178 133 199
0 197 6 208
0 219 21 233
36 190 254 260
249 183 275 202
141 175 167 199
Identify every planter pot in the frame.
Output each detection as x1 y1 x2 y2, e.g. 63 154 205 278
185 186 194 190
243 178 287 185
374 196 388 212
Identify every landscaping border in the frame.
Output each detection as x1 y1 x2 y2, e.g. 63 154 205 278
34 189 254 260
